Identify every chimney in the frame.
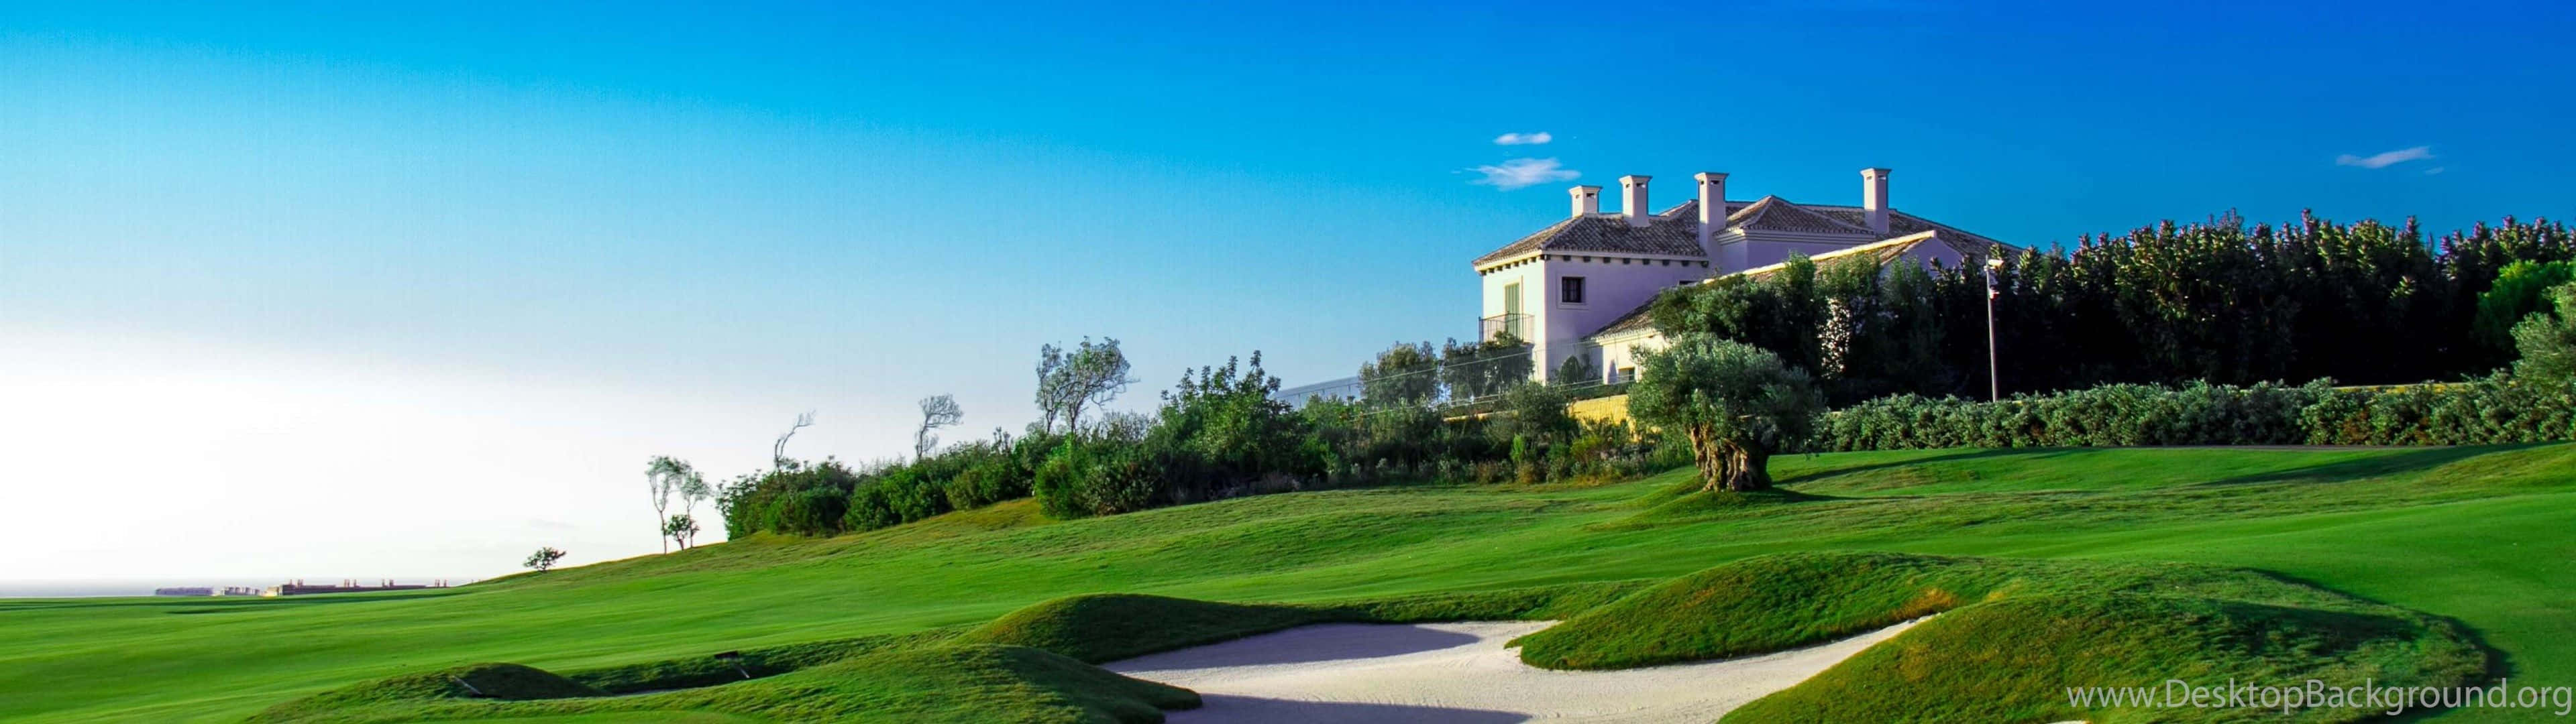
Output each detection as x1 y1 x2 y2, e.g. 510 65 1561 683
1568 185 1601 218
1861 168 1890 236
1619 175 1651 227
1694 172 1728 251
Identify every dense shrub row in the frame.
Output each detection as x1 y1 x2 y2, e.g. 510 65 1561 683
1813 377 2576 450
1032 353 1678 519
716 352 1680 537
715 433 1055 539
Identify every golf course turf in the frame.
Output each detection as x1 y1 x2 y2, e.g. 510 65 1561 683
5 444 2572 722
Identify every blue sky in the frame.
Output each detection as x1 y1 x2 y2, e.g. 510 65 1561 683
5 1 2572 582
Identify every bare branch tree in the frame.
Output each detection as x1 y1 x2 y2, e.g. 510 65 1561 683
771 411 814 469
914 394 964 461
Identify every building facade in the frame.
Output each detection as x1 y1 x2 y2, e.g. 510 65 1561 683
1472 168 2007 383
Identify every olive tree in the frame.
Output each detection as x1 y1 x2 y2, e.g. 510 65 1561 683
2512 281 2576 383
1626 334 1821 491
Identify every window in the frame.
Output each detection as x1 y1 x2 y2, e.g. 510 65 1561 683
1560 276 1586 305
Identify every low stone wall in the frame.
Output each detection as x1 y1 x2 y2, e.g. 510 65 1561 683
1568 394 1630 426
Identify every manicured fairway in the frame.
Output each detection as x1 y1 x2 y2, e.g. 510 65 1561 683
5 444 2572 722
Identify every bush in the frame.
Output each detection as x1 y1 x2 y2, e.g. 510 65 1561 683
1031 442 1089 520
945 456 1030 510
1817 377 2575 450
2514 280 2576 383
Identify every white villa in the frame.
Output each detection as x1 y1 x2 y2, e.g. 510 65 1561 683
1474 168 2006 383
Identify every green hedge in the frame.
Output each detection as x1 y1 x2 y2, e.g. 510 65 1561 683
1813 378 2576 450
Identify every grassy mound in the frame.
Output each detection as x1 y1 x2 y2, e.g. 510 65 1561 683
565 626 968 694
1513 552 2478 670
249 644 1195 724
959 593 1332 664
1513 551 2484 723
247 663 603 720
1729 595 2484 723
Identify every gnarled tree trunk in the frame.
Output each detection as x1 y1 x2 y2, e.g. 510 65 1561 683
1688 424 1739 493
1719 444 1773 492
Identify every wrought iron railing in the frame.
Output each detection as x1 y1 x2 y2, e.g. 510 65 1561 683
1479 313 1529 343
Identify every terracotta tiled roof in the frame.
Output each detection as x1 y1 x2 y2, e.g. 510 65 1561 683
1732 196 1878 235
1656 198 1754 220
1471 215 1713 267
1803 206 2009 249
1590 300 1664 339
1585 230 2005 339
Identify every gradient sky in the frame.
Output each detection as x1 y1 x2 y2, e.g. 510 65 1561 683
6 1 2573 585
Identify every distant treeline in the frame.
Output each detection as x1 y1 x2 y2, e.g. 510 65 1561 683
1652 214 2575 405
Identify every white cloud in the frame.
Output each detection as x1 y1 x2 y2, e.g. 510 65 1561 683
1493 131 1553 145
2424 166 2446 175
1468 158 1580 190
2335 145 2434 170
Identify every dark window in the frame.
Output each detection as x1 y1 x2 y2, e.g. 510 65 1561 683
1561 276 1587 304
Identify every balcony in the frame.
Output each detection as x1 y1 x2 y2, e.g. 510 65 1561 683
1479 313 1530 343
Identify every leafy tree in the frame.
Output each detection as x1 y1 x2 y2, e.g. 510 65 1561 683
1157 351 1309 479
2513 281 2576 383
914 394 963 461
1359 341 1440 406
523 547 566 572
1627 334 1821 492
1441 333 1533 400
643 456 700 553
1554 353 1598 384
661 514 702 550
1035 337 1136 433
2478 261 2576 353
1495 381 1576 443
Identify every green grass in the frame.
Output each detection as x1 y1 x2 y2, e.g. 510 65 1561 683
245 644 1197 724
1508 550 2483 721
6 444 2575 722
1737 594 2477 723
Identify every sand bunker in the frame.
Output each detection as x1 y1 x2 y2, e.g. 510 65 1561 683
1106 618 1921 723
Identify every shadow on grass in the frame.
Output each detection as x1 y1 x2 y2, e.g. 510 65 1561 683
2199 444 2547 487
1173 695 1527 723
2251 569 2517 724
1109 623 1482 670
1772 448 2050 487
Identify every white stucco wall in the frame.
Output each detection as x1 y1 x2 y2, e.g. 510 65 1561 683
1481 252 1707 382
1592 330 1661 383
1479 259 1542 347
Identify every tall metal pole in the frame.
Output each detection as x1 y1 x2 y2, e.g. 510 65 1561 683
1984 261 2001 402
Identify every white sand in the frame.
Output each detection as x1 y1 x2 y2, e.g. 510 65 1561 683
1105 618 1923 723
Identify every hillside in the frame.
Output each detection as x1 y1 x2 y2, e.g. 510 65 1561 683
4 444 2573 722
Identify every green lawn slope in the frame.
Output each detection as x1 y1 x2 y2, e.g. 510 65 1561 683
246 644 1196 724
3 444 2571 722
1512 551 2483 722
